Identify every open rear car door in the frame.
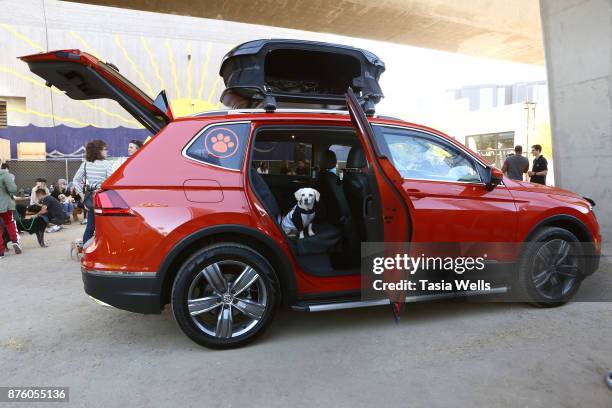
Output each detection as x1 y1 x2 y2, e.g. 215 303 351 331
345 87 412 319
20 50 173 133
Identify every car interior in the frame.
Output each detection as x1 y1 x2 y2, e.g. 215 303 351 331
249 126 383 277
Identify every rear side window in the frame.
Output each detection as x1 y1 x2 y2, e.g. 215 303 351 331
185 122 250 170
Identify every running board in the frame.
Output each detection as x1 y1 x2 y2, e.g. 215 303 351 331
291 286 509 312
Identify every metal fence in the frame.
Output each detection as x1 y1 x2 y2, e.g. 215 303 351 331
6 159 83 193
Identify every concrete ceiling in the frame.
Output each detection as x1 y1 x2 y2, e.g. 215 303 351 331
68 0 544 64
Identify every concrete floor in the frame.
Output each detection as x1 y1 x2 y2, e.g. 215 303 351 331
0 224 611 407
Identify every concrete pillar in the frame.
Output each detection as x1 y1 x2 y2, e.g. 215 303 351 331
540 0 612 242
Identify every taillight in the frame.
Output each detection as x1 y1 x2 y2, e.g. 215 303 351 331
93 190 134 216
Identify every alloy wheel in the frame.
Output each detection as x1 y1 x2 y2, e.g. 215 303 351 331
187 260 268 339
531 239 580 300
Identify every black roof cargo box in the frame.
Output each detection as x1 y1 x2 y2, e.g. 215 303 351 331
219 39 385 113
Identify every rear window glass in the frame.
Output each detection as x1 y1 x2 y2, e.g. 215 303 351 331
253 141 313 175
185 123 250 170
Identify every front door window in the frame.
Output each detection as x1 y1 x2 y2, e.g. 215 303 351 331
374 127 481 183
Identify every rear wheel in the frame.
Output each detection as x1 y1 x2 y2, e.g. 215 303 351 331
516 227 584 307
171 243 279 349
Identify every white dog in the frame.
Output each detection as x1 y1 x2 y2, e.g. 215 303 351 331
281 188 320 239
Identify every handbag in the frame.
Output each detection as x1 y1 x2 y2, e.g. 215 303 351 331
82 162 92 194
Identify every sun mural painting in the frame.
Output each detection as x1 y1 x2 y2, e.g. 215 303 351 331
0 24 226 128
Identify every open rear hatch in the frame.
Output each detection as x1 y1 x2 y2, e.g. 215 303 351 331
20 50 173 133
219 39 385 113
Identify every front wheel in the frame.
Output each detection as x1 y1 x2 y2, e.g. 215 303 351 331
516 227 584 307
171 243 279 349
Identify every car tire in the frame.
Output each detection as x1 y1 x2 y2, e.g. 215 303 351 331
516 227 584 307
171 243 280 349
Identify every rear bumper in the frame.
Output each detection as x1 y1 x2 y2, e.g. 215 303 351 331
81 268 162 314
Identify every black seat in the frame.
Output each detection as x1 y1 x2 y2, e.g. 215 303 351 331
316 150 348 224
343 146 371 242
316 150 359 251
251 169 341 256
251 169 281 222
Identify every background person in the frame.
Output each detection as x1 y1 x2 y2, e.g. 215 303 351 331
51 179 76 221
528 144 548 185
257 161 269 174
29 178 49 210
127 139 143 156
502 145 529 181
34 188 70 231
0 159 22 258
51 178 69 200
67 182 85 223
294 160 309 175
73 139 114 243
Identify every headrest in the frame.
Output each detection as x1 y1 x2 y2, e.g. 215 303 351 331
321 150 337 170
346 146 367 168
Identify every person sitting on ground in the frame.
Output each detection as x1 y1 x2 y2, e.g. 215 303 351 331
58 194 75 221
34 188 70 232
29 178 49 212
67 183 85 223
51 178 69 200
52 179 78 221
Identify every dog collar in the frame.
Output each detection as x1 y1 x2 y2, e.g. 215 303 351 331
296 206 315 215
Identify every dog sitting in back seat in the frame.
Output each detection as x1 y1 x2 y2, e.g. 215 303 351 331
281 188 320 239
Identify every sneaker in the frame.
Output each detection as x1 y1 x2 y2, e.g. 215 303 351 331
46 225 61 233
11 242 22 255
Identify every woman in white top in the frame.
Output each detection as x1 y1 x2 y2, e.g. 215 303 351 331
29 178 50 207
72 139 114 243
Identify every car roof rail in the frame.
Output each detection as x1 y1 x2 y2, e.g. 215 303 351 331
192 108 403 121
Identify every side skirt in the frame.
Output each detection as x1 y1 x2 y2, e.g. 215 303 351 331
291 286 509 312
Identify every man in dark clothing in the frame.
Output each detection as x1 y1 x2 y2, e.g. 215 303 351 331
35 188 69 226
528 144 548 185
502 145 529 181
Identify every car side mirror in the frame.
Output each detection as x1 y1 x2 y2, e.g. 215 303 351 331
485 167 504 191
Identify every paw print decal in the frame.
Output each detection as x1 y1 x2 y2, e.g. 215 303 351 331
204 127 240 158
211 134 235 153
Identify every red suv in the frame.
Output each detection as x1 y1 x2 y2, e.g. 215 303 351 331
22 40 601 348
